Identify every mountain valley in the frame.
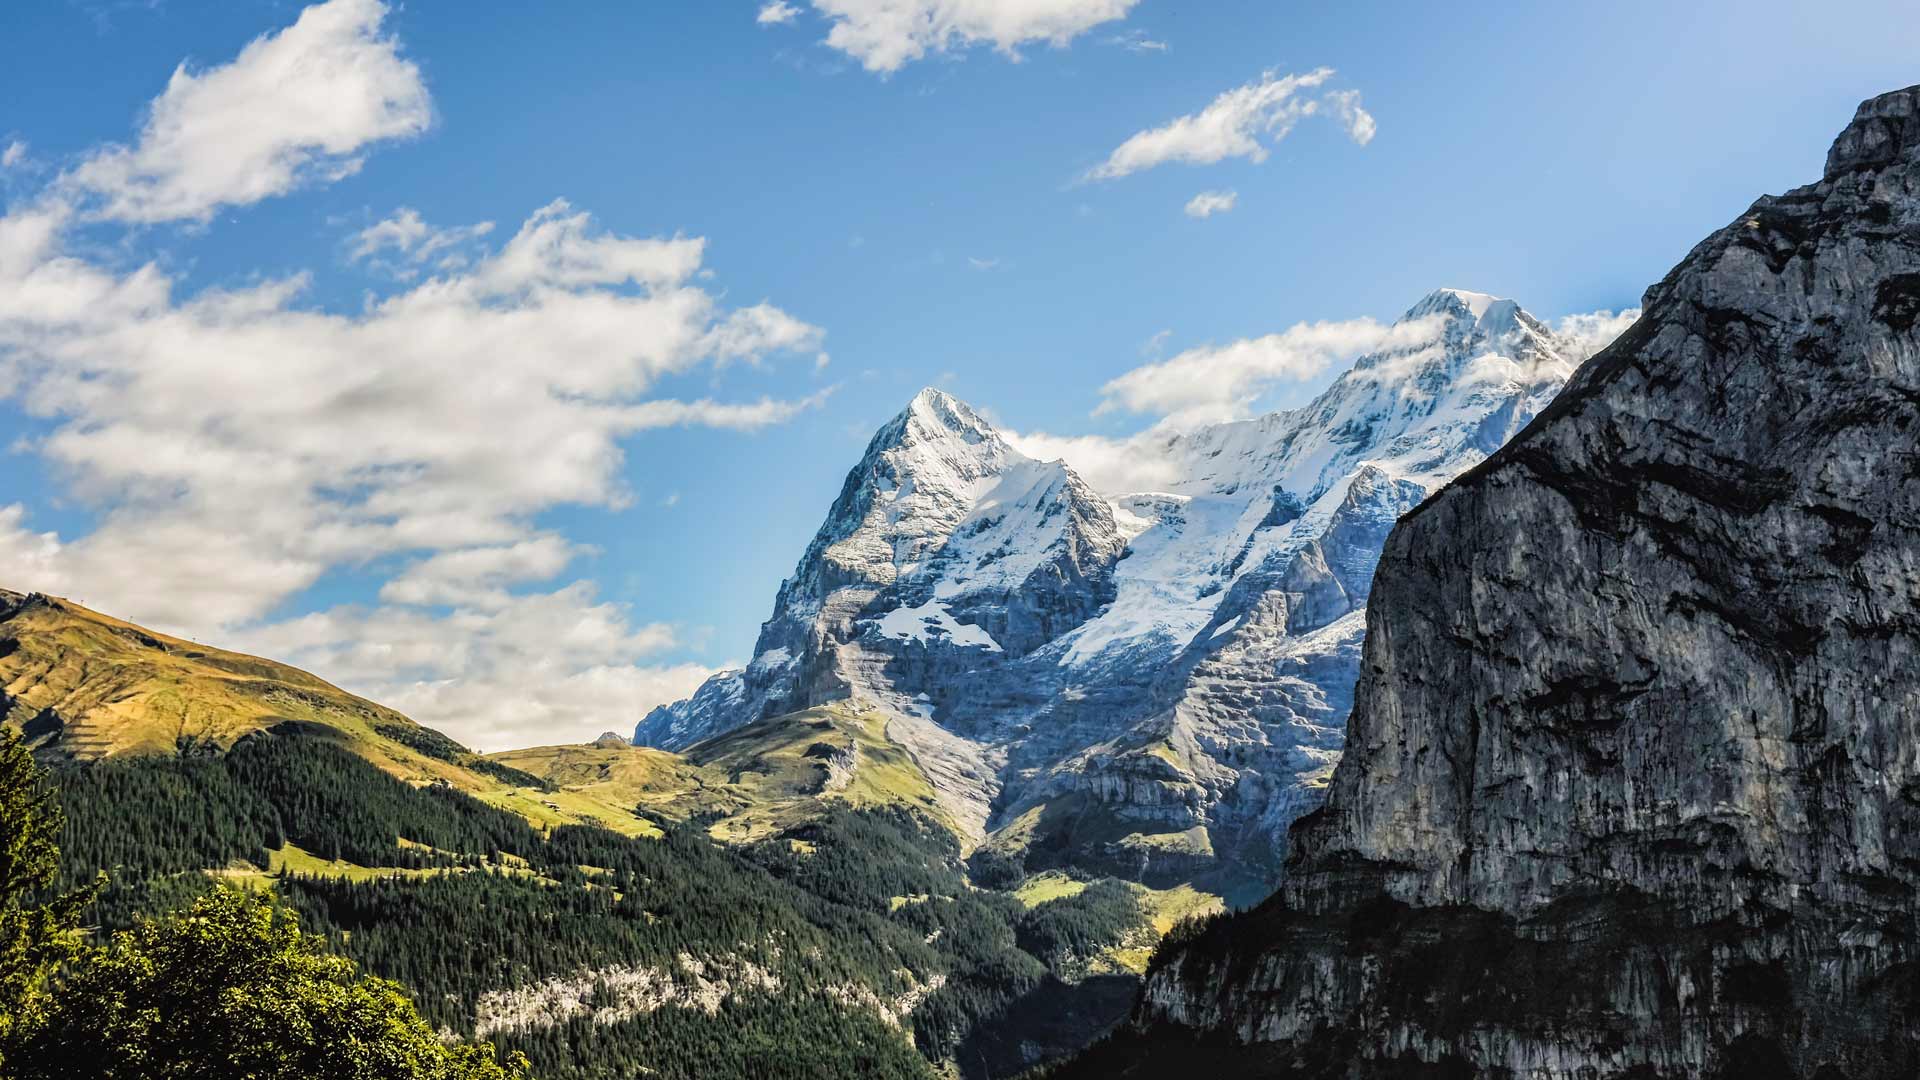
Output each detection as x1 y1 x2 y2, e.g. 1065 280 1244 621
0 279 1633 1077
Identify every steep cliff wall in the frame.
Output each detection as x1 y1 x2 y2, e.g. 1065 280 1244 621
1068 85 1920 1079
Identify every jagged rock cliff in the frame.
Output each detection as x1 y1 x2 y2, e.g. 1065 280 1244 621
641 297 1593 882
1070 85 1920 1078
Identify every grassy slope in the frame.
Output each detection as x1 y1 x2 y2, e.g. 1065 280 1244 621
483 740 724 838
690 703 952 841
0 590 960 851
0 590 660 837
489 702 955 846
1 590 408 760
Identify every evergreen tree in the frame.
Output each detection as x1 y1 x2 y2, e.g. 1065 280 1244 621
2 730 526 1079
0 728 97 1067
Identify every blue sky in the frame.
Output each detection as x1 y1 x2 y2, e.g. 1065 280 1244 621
1 0 1915 748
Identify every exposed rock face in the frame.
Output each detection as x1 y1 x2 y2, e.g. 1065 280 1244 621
637 389 1129 750
1092 85 1920 1078
640 299 1592 878
634 666 747 750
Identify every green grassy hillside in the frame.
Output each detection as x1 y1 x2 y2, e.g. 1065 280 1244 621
3 587 1171 1077
1 589 426 761
482 702 959 847
1 590 684 839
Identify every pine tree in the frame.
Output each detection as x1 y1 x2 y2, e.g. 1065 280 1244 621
0 728 98 1066
3 728 527 1079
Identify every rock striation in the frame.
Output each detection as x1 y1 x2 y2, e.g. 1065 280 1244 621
1075 85 1920 1078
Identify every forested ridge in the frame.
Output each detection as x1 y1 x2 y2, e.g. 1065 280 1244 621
46 725 1154 1078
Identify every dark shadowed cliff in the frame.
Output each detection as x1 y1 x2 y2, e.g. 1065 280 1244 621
1053 85 1920 1079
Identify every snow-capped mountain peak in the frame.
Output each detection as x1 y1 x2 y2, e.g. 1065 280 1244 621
1404 285 1503 319
815 387 1041 590
638 289 1600 888
900 386 998 442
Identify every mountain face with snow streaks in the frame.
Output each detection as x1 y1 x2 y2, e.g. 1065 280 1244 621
640 290 1592 884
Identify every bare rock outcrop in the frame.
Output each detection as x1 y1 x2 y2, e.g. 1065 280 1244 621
1068 85 1920 1079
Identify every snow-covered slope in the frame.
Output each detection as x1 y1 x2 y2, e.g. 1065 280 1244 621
639 290 1592 886
633 389 1126 755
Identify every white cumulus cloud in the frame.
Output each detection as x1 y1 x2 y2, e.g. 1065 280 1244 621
0 195 828 633
1093 317 1428 425
232 585 719 750
1012 300 1641 493
65 0 431 224
1002 429 1186 494
1554 307 1641 361
1322 88 1376 146
0 0 831 750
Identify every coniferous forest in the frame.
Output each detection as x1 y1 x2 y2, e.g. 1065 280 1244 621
44 726 1154 1079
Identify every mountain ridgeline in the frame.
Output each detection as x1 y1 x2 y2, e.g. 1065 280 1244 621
639 293 1588 890
1053 85 1920 1079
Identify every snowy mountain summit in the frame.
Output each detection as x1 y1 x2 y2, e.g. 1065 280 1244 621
639 289 1595 886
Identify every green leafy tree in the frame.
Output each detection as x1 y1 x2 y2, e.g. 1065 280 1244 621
14 887 532 1079
0 727 98 1063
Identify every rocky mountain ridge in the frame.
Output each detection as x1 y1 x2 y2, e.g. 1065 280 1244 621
641 289 1597 887
1064 83 1920 1079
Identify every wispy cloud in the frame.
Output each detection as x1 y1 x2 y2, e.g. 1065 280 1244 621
349 207 495 275
1 141 25 170
1183 190 1237 218
799 0 1141 74
756 1 801 25
967 256 1003 271
1105 29 1167 53
1086 68 1373 182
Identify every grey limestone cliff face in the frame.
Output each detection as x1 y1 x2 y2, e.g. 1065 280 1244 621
1103 86 1920 1079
